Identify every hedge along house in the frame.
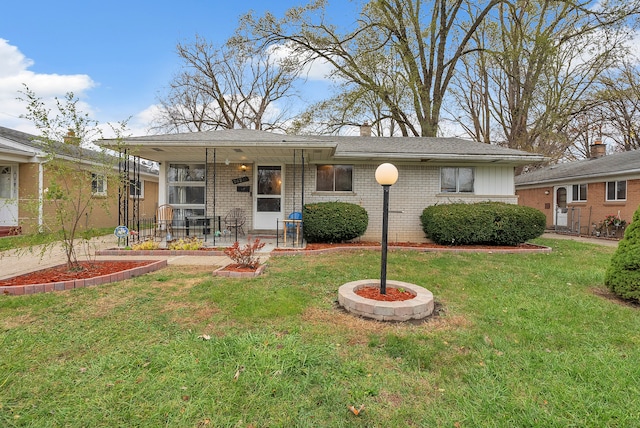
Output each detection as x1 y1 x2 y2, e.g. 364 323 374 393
515 140 640 236
0 126 159 236
99 128 545 243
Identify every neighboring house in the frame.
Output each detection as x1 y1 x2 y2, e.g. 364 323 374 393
0 126 159 235
100 128 544 242
515 141 640 235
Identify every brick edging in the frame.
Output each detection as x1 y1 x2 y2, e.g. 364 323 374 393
272 244 552 256
0 260 168 296
96 249 226 256
338 279 435 322
212 264 266 278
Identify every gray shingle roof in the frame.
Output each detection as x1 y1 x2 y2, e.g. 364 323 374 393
0 126 157 175
103 129 545 162
0 126 45 150
515 150 640 186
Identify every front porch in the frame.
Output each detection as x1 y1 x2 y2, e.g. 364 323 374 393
118 214 304 250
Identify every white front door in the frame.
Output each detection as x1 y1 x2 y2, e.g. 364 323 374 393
254 165 284 230
0 165 18 226
555 186 568 227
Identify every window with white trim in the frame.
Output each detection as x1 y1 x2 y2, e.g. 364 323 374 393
129 179 144 198
316 165 353 191
606 180 626 201
572 184 587 201
440 167 474 193
91 173 107 196
167 163 205 220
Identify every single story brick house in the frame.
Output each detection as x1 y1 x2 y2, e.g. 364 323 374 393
0 126 159 235
515 141 640 236
100 128 545 242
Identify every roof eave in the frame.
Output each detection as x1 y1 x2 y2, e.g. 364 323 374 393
516 167 640 187
335 152 546 164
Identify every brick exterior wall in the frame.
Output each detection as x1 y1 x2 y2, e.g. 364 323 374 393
16 161 158 234
516 178 640 234
204 162 518 242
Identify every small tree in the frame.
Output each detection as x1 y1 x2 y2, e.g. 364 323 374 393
604 205 640 302
223 238 265 269
19 86 127 270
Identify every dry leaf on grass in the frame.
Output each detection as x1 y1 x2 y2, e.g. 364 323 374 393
233 365 245 381
348 404 365 416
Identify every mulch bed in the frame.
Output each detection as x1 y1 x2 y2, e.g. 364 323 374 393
0 261 154 287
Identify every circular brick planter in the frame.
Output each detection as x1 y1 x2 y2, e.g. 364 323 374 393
338 279 434 321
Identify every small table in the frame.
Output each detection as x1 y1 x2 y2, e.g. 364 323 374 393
283 219 302 247
185 216 221 240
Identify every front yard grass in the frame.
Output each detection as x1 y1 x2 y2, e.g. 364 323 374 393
1 238 638 427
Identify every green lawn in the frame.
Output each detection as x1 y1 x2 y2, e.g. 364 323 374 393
1 238 638 427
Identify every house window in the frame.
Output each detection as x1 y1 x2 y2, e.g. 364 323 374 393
168 163 205 219
91 173 107 196
316 165 353 191
129 179 144 198
572 184 587 201
440 167 474 193
606 180 626 201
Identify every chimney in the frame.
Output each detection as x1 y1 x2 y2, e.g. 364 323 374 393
63 129 80 145
590 138 606 158
360 122 372 137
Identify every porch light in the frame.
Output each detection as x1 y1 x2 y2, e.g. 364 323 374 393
241 164 247 171
375 163 398 294
225 159 230 166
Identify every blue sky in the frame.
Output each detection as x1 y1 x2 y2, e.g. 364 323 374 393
0 0 353 136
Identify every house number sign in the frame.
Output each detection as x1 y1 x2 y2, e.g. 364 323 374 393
231 176 250 184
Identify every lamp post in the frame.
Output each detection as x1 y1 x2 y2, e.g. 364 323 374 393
375 163 398 294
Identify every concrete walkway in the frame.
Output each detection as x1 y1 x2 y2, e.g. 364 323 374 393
540 232 620 247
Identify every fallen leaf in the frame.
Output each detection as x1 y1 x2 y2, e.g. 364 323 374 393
79 367 87 373
234 366 245 381
182 395 190 401
348 404 365 416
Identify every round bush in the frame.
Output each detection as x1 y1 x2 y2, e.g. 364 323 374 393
420 202 546 246
605 205 640 302
303 202 368 243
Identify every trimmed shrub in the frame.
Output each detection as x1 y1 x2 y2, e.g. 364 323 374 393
605 205 640 302
420 202 546 246
303 202 368 243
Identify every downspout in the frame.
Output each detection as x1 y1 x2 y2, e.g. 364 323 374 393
205 148 208 243
213 148 216 246
38 162 44 232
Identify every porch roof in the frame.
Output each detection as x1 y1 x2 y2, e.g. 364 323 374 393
100 129 546 166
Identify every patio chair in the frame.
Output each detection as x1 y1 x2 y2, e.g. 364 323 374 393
155 204 174 240
284 211 303 245
224 208 246 238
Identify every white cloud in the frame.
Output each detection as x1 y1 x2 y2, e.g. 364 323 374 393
267 43 336 81
0 39 96 134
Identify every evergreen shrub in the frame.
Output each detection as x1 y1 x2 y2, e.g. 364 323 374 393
605 205 640 302
303 202 368 243
420 202 546 246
